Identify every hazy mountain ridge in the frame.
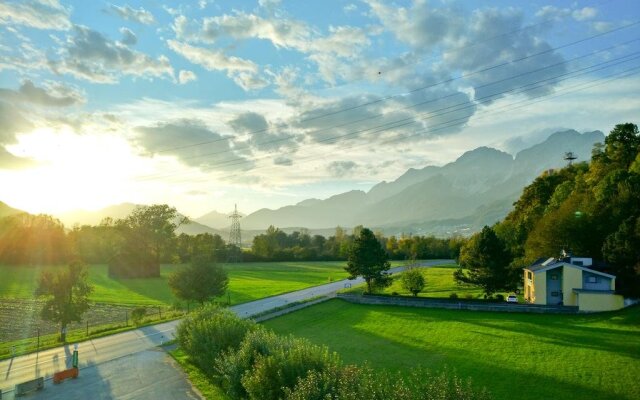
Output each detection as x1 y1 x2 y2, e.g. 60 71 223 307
0 201 24 218
239 129 605 234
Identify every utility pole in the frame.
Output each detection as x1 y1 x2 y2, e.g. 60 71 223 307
228 204 242 262
564 151 577 166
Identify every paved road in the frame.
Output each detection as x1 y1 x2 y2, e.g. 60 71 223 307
0 259 452 397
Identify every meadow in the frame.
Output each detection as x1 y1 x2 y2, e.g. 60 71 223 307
0 261 359 306
265 299 640 400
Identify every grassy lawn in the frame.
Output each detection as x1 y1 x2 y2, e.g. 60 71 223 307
264 299 640 400
346 264 497 299
0 261 365 306
169 347 230 400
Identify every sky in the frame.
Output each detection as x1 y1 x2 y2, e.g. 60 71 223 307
0 0 639 218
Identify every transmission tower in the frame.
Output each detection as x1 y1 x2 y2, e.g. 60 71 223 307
564 151 577 166
228 204 242 262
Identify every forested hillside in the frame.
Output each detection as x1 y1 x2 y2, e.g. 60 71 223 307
463 123 640 297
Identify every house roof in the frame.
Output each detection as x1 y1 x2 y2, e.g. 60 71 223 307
525 261 616 279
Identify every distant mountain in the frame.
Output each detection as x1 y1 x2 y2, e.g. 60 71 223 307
195 209 239 229
56 203 139 227
0 201 24 218
238 129 605 235
55 203 222 236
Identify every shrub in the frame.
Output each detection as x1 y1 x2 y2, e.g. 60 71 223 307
464 294 474 300
285 365 491 400
176 304 258 374
216 329 340 400
449 293 458 299
495 294 505 301
131 307 146 326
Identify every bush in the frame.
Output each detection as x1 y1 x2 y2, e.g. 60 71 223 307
464 294 474 300
215 329 340 400
176 304 258 374
131 307 146 326
495 294 505 301
449 293 458 299
285 365 491 400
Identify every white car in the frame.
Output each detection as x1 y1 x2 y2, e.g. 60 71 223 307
506 295 518 303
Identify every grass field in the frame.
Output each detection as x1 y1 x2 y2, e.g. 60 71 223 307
264 299 640 400
0 261 366 306
345 264 490 299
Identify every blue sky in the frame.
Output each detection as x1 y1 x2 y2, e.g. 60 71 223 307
0 0 639 218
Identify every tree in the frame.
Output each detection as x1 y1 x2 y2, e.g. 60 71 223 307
602 216 640 297
400 267 425 296
109 204 188 278
345 228 391 293
35 262 93 342
169 256 229 305
454 226 514 296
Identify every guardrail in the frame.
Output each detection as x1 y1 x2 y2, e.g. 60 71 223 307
15 376 44 397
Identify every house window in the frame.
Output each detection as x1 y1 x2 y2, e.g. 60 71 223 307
550 274 558 280
527 271 532 280
588 276 597 283
551 291 559 297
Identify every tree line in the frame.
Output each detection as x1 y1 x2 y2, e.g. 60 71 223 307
0 211 464 269
455 123 640 298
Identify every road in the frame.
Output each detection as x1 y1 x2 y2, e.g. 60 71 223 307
0 259 452 397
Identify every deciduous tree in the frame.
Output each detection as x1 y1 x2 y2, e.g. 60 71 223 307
401 267 426 296
169 256 229 305
36 262 93 342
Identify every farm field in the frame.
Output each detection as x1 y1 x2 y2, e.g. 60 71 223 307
264 299 640 400
0 261 366 306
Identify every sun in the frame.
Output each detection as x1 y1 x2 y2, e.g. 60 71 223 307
0 126 145 214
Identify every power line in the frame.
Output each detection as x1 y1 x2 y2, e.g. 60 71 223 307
132 48 640 182
150 18 640 154
146 39 640 166
137 56 640 180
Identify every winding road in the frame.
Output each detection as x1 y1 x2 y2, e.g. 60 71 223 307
0 260 452 398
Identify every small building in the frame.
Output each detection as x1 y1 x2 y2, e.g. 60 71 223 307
523 255 624 312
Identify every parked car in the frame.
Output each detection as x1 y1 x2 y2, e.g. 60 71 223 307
506 294 518 303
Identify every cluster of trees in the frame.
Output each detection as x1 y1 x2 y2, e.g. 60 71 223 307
250 225 463 262
456 123 640 297
0 213 69 264
177 305 490 400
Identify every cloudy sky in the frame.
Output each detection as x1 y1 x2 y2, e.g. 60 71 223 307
0 0 639 218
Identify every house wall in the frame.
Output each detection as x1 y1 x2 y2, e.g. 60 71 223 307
524 270 534 302
532 271 546 305
578 292 624 312
562 266 583 306
583 272 612 291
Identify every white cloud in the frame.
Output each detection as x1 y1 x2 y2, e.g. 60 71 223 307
108 4 155 25
0 0 71 30
49 25 174 84
168 39 268 90
572 7 597 21
119 27 137 45
0 79 85 107
178 70 197 84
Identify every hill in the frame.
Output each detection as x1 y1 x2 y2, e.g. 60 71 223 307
0 201 23 218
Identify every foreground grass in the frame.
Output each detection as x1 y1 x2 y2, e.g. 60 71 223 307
264 299 640 400
0 261 369 306
169 348 229 400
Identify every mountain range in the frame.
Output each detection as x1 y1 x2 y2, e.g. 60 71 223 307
1 129 605 239
239 129 604 235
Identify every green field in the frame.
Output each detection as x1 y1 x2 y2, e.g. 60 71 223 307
0 261 408 306
264 299 640 400
346 264 489 299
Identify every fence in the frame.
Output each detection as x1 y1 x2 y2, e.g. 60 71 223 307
336 294 580 314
